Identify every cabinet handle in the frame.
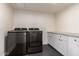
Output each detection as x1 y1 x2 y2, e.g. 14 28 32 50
59 39 62 41
74 39 77 42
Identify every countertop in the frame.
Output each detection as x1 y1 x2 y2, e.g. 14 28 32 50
48 32 79 38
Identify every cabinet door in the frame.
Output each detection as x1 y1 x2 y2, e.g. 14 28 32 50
48 33 57 48
56 35 68 56
68 37 79 56
48 33 68 56
48 33 53 45
53 34 60 50
51 34 58 49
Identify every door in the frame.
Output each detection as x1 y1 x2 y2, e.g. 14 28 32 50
27 31 42 53
15 32 26 55
28 31 42 47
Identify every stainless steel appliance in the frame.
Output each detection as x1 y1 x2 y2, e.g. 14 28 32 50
5 28 42 56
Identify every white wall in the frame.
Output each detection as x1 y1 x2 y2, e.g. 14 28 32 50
56 4 79 33
13 10 56 44
0 4 14 56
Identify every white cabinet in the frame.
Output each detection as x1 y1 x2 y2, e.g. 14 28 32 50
56 35 68 56
68 37 79 56
48 33 69 56
48 32 79 56
53 34 60 50
48 33 57 49
48 33 52 44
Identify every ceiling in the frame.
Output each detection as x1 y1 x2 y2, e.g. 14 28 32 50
11 3 74 14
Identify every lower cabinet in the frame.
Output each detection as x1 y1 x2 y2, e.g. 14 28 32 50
68 37 79 56
56 35 68 56
48 33 58 50
48 33 68 56
48 32 79 56
48 33 69 56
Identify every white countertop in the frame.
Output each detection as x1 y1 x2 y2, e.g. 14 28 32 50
48 32 79 38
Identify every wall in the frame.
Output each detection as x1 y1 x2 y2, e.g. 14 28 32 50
13 10 56 44
0 4 14 56
56 4 79 33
